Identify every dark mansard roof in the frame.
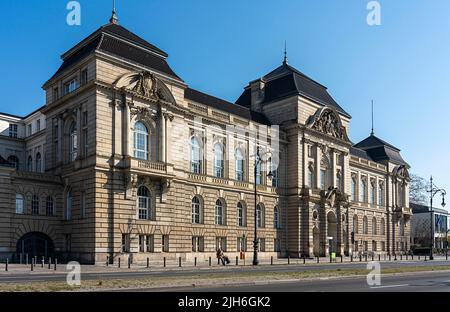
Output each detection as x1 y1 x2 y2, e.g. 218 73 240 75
46 23 182 83
350 134 409 166
236 62 351 118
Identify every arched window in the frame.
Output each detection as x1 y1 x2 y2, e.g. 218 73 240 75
190 137 202 174
7 156 19 170
372 217 377 235
46 196 55 216
215 199 225 225
274 206 280 229
308 165 314 188
370 181 376 204
351 176 357 201
27 156 33 172
192 196 201 224
235 148 245 181
378 183 384 206
353 215 359 234
398 184 404 207
69 122 78 161
363 216 368 234
380 218 386 235
15 194 24 214
35 153 42 173
134 122 149 160
66 190 72 221
360 179 367 203
214 143 224 178
256 204 264 228
237 202 245 227
137 186 151 220
31 195 39 215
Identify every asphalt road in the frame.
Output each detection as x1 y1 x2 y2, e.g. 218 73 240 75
165 270 450 292
1 259 449 284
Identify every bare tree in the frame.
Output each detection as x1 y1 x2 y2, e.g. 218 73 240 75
410 174 428 205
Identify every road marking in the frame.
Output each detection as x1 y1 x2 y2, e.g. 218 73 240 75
370 284 409 289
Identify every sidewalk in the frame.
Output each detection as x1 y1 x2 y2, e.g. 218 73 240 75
0 254 447 276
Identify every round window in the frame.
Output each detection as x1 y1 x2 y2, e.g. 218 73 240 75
312 211 318 220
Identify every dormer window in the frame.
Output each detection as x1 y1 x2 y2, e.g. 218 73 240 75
64 79 78 95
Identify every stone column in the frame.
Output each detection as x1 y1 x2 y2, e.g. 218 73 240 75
315 144 321 189
160 112 166 163
57 116 63 164
331 149 336 188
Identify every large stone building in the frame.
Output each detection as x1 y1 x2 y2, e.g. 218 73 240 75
0 14 412 264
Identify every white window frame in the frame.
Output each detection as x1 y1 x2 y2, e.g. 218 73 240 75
15 194 24 214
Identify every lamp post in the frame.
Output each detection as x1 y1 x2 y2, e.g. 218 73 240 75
253 146 273 266
426 176 446 260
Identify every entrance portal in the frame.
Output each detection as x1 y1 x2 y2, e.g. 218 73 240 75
16 232 54 258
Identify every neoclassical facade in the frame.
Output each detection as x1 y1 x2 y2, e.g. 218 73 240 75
0 16 411 264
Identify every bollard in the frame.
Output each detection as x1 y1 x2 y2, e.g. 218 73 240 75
412 254 414 260
54 260 56 271
400 254 402 261
359 255 362 262
406 254 408 260
288 256 290 265
304 256 306 264
41 257 44 268
48 258 51 270
365 254 367 262
384 254 386 261
208 257 211 267
372 254 374 261
317 256 319 264
106 256 109 267
394 254 397 261
447 253 448 261
419 255 421 260
26 254 28 266
5 258 8 272
118 258 121 268
389 254 391 261
341 255 343 263
164 257 166 268
236 256 238 266
271 256 273 265
179 257 182 267
378 254 381 261
147 257 150 268
350 255 353 262
31 260 33 271
128 257 131 269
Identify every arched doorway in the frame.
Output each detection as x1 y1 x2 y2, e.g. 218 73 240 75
313 226 320 257
16 232 54 258
327 211 337 254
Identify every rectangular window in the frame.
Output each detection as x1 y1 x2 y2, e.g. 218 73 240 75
139 235 154 252
83 111 88 126
83 129 88 157
65 234 71 252
53 87 59 102
146 235 154 252
121 234 130 253
27 124 32 136
381 241 385 252
64 79 78 95
15 195 24 214
307 145 313 157
31 196 39 215
162 235 169 252
9 124 18 138
216 237 227 252
237 237 247 252
36 120 41 132
81 69 88 85
320 169 326 190
80 191 86 219
139 235 145 252
192 236 204 252
258 238 266 252
274 238 281 252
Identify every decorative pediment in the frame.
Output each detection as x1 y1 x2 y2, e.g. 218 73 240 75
114 71 176 104
393 165 410 180
306 107 350 142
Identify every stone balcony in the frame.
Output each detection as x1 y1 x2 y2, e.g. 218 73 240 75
127 158 174 179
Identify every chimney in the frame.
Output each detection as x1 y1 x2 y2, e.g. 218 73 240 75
249 79 265 112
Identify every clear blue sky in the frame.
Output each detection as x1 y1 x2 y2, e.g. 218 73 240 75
1 0 450 196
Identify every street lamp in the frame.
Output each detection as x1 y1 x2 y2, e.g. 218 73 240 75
426 176 446 260
253 146 273 266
